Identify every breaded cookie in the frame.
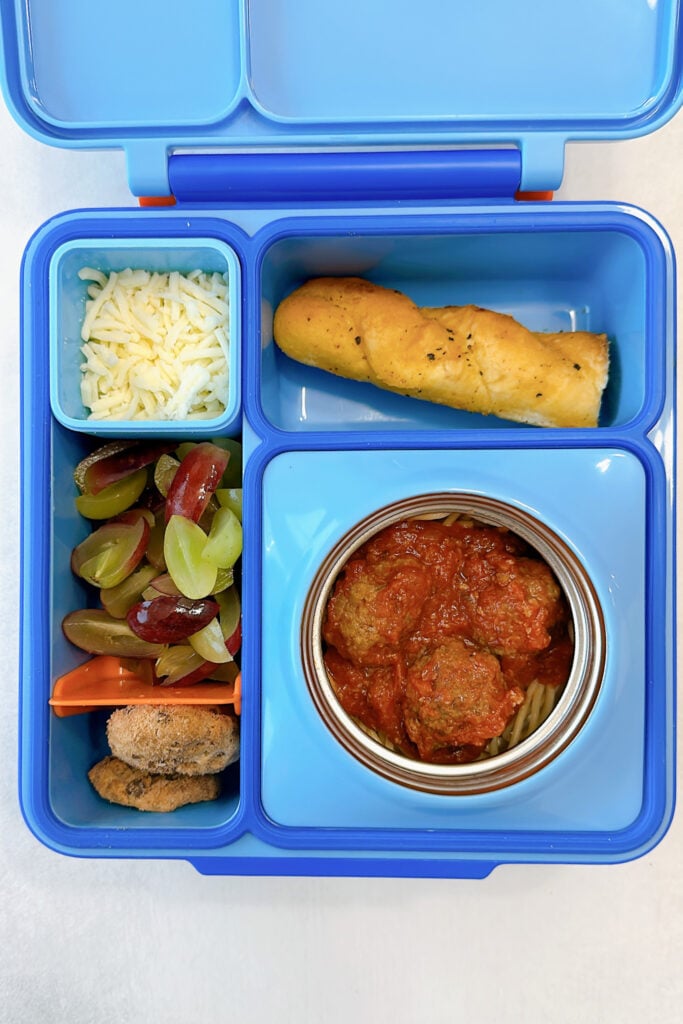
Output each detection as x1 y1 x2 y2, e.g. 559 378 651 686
106 705 240 776
88 756 220 812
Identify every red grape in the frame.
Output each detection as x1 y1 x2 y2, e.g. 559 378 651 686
79 441 178 495
127 595 220 643
164 442 229 523
62 609 165 657
71 517 150 589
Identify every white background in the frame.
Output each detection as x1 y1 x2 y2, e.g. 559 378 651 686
0 99 681 1023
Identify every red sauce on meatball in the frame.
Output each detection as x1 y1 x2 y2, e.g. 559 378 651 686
322 518 572 764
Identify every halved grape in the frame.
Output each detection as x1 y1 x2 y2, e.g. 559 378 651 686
127 595 220 644
100 563 159 618
225 619 242 657
216 487 242 522
210 567 234 595
62 609 165 657
201 506 242 569
206 660 240 684
164 442 229 523
153 453 180 497
152 567 230 601
73 441 135 493
71 517 150 589
80 441 178 494
155 645 219 686
216 585 241 656
163 514 217 599
74 467 147 519
188 617 231 663
145 572 182 597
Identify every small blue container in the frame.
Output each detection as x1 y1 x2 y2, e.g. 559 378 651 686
2 0 678 878
49 237 241 437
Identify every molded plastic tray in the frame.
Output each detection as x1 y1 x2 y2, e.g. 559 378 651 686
6 0 678 879
18 201 676 875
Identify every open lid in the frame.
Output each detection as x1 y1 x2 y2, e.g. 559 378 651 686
1 0 682 196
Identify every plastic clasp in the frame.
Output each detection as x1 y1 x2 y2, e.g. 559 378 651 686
139 196 177 207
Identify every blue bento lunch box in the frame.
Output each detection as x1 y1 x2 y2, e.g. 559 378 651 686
2 0 678 878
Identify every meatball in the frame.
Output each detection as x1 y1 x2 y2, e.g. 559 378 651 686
464 551 564 656
323 554 432 667
403 637 524 760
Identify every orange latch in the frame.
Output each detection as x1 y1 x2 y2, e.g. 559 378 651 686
138 195 177 207
514 190 554 202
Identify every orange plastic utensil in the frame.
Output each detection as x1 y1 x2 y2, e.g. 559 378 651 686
50 655 241 716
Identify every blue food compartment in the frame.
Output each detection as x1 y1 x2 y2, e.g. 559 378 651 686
257 218 663 433
42 425 244 849
258 447 651 844
18 202 675 872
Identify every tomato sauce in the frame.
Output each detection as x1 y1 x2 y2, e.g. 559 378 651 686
322 518 573 764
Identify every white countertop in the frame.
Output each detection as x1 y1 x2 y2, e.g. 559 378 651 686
0 101 680 1024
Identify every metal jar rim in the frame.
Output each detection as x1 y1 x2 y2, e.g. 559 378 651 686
301 492 606 795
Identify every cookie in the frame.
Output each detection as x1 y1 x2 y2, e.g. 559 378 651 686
88 756 220 812
106 704 240 776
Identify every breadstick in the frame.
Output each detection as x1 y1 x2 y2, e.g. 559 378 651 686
272 277 609 427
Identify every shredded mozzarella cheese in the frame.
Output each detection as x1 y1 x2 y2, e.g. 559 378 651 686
78 267 230 421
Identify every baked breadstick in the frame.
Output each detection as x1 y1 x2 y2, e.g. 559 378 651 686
272 277 609 427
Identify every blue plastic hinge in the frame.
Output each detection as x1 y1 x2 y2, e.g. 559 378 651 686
518 134 566 193
126 141 171 198
163 149 525 204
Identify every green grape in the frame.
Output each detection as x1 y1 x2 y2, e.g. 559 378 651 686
163 514 217 599
100 563 159 618
210 566 235 595
216 585 241 641
155 644 208 686
206 661 240 684
153 453 180 497
188 617 231 664
175 442 196 462
215 487 242 522
62 609 165 658
74 467 147 520
201 506 242 569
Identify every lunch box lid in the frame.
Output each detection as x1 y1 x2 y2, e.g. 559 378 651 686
1 0 682 196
